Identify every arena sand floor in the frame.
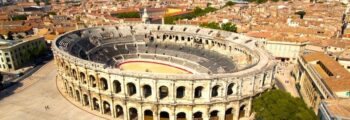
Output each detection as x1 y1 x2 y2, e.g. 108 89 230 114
118 60 193 74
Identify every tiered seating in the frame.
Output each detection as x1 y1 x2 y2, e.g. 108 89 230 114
59 27 237 74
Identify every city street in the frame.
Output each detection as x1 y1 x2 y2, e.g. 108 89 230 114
0 61 103 120
274 62 300 97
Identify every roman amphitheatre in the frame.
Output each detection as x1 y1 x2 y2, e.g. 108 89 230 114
52 24 276 120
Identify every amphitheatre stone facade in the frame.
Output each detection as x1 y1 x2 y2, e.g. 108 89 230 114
52 24 276 120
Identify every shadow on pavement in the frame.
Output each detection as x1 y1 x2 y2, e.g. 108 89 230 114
0 82 24 100
274 79 287 91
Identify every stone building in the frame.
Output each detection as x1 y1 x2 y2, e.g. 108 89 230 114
53 24 276 120
294 52 350 113
0 36 46 72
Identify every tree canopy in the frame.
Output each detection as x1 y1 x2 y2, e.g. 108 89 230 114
200 22 220 29
11 15 28 21
200 22 237 33
252 89 317 120
221 22 237 32
244 0 288 4
164 7 218 24
295 11 306 19
112 12 140 18
224 1 235 7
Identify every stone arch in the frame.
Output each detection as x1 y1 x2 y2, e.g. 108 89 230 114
83 94 89 106
65 65 69 73
102 101 111 115
89 75 96 88
92 97 99 111
159 86 168 99
144 109 153 120
100 77 108 91
225 108 234 120
75 90 81 101
177 112 186 120
129 107 138 120
115 105 124 118
69 86 73 97
113 80 121 93
79 72 86 84
72 69 77 80
262 73 267 86
127 83 136 96
211 85 220 97
176 86 185 98
239 104 247 118
194 86 203 98
160 111 170 119
210 110 219 119
143 85 152 98
193 111 203 119
227 83 234 95
162 34 166 40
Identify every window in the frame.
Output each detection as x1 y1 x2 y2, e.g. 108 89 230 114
100 78 108 91
8 64 12 69
194 86 203 98
159 86 168 99
114 81 121 93
127 83 136 96
176 86 185 98
212 85 220 97
227 83 234 95
143 85 152 98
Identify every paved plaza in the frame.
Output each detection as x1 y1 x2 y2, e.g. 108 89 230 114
0 61 104 120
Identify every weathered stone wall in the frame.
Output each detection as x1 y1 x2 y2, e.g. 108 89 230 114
53 24 276 120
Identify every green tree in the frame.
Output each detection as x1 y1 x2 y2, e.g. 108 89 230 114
48 12 57 15
11 15 28 21
224 1 235 7
7 31 14 40
43 0 50 5
164 7 218 24
256 0 268 4
221 22 237 32
200 22 237 33
253 89 317 120
200 22 220 29
21 49 31 61
34 0 40 5
112 12 140 18
38 42 47 55
295 11 306 19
